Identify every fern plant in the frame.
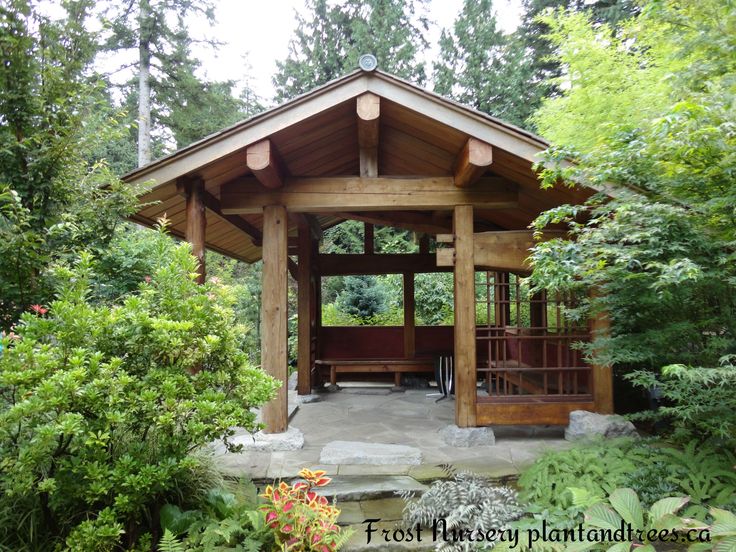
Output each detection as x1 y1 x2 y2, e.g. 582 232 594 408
402 469 523 551
158 529 187 552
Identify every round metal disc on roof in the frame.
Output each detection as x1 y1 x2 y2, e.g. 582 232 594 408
358 54 378 72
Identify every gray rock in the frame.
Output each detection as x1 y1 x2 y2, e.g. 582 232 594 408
287 371 298 391
565 410 638 441
440 424 496 447
231 426 305 451
325 383 341 393
316 475 427 501
296 393 322 404
320 441 422 465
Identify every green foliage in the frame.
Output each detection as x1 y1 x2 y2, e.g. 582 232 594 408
0 0 140 329
517 438 736 530
415 273 454 326
273 0 429 101
529 0 736 402
627 358 736 450
159 482 274 551
580 488 704 550
336 276 389 320
0 234 278 550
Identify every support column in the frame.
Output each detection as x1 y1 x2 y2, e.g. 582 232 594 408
297 217 313 396
261 205 288 433
454 205 477 427
403 272 415 359
590 292 614 414
184 177 207 284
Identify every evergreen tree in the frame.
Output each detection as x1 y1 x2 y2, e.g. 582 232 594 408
434 0 639 130
274 0 429 102
336 276 389 320
433 0 536 128
101 0 260 165
0 0 138 328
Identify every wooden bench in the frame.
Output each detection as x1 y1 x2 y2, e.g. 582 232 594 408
315 358 434 387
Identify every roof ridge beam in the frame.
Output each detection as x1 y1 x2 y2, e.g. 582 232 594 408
357 92 380 177
454 137 494 188
246 139 285 189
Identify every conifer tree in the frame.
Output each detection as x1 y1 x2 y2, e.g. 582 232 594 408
274 0 429 102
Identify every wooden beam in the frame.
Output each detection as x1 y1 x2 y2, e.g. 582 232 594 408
364 223 374 255
403 272 415 360
288 258 298 280
246 139 284 189
357 93 380 147
297 217 313 395
220 176 517 213
319 253 449 276
454 205 477 427
261 205 289 433
200 190 263 246
302 214 323 241
436 230 567 273
357 93 380 178
183 177 207 284
454 138 493 188
335 211 452 235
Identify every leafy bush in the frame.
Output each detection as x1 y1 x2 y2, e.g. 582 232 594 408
0 236 279 550
260 468 352 551
402 468 523 550
159 481 275 551
627 358 736 450
517 439 736 525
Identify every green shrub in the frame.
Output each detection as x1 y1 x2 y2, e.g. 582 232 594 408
518 439 736 523
0 236 279 550
627 358 736 450
159 480 275 551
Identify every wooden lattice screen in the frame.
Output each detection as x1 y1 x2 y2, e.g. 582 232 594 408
475 271 593 401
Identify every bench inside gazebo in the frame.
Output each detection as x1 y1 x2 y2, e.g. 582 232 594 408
123 66 613 434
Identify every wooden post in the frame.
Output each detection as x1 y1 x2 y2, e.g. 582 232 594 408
364 223 374 255
261 205 289 433
454 205 477 427
297 217 313 396
184 177 207 284
494 272 511 327
403 272 415 360
590 292 614 414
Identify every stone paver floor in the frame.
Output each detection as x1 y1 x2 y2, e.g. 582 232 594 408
213 385 571 481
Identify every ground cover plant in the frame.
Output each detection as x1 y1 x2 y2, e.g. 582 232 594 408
0 228 279 550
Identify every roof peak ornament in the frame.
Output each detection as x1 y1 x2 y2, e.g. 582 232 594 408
358 54 378 72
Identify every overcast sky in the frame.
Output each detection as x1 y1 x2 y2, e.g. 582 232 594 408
189 0 524 103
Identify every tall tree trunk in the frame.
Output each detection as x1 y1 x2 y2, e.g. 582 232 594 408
137 0 152 166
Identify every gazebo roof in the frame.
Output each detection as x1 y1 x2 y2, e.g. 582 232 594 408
123 68 592 263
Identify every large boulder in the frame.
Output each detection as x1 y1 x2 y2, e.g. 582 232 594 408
565 410 638 441
230 426 305 451
440 424 496 447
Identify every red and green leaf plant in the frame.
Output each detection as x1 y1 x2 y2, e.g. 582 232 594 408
261 468 352 551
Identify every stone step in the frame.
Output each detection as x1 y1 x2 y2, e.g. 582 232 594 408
320 440 422 465
317 475 427 502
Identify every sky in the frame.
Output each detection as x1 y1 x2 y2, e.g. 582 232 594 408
189 0 524 103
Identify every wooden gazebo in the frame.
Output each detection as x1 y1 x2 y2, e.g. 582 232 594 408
123 67 613 434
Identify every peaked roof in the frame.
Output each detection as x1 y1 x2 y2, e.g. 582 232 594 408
123 68 592 263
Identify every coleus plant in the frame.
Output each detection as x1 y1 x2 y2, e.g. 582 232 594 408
261 468 352 552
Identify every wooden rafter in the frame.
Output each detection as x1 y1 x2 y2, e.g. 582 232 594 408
220 176 518 213
200 190 263 246
334 211 452 235
454 138 493 188
246 139 284 189
318 253 448 276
